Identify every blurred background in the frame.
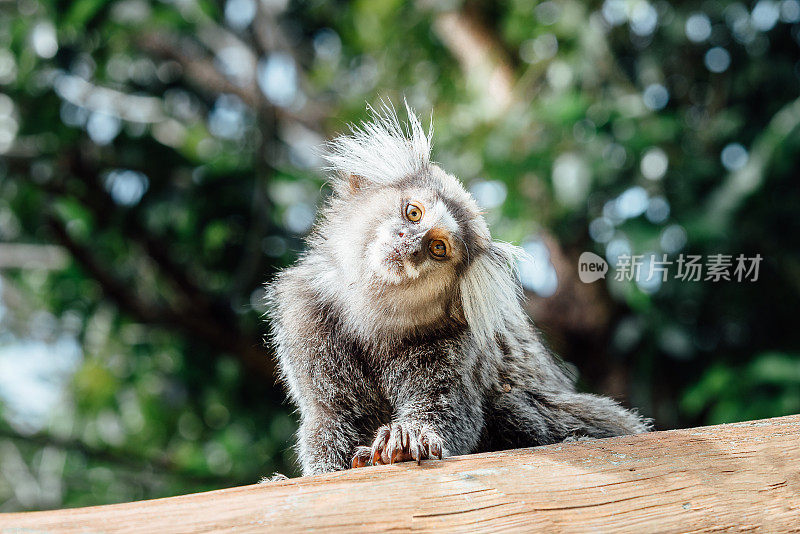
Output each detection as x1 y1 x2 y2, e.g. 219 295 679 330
0 0 799 512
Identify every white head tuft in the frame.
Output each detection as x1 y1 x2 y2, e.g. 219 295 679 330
324 100 433 187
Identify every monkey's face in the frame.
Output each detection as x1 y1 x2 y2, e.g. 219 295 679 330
323 166 489 325
365 188 466 285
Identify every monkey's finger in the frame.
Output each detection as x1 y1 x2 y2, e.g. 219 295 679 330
408 431 424 464
386 425 403 461
371 445 384 465
373 425 390 445
371 442 383 465
397 424 407 450
401 424 412 451
388 423 399 449
410 438 423 465
370 425 391 465
390 447 405 465
429 439 443 460
352 446 371 468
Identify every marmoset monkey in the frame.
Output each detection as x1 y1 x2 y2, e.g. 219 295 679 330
267 103 649 476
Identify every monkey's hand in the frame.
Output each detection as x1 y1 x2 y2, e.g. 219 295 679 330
358 422 444 466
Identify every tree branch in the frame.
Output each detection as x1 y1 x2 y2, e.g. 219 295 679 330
44 212 275 379
137 32 262 109
0 428 238 485
430 6 515 118
699 95 800 237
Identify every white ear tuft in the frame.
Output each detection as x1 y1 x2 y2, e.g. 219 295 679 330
459 242 530 346
324 99 433 187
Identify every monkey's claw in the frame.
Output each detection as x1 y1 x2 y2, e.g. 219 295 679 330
369 422 444 466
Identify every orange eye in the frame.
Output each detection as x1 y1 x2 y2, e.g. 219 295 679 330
405 202 423 222
429 239 447 258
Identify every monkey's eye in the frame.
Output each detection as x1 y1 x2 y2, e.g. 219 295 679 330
405 202 424 222
429 239 447 258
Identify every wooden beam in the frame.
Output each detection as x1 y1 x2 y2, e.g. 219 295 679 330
3 415 799 532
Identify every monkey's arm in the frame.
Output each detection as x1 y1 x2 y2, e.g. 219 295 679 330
285 359 390 475
281 343 390 475
296 404 372 475
273 318 387 475
365 339 486 465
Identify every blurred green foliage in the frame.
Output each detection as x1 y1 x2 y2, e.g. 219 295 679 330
0 0 798 512
682 352 800 423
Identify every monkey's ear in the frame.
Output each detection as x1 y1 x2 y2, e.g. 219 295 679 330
347 173 366 193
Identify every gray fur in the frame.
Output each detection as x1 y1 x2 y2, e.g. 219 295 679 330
265 103 650 476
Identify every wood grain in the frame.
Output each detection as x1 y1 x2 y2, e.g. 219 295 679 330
2 415 799 533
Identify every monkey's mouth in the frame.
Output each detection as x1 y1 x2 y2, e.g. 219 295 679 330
386 249 403 267
373 240 421 283
382 248 407 276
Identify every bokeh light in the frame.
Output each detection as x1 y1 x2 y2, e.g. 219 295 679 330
721 143 749 171
705 47 731 73
685 13 712 42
